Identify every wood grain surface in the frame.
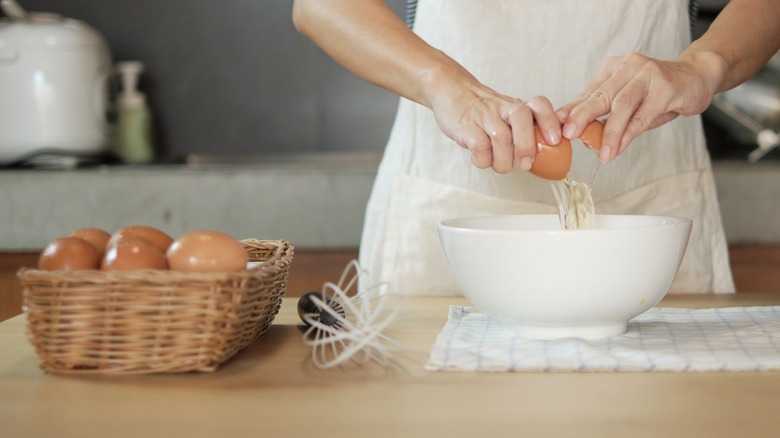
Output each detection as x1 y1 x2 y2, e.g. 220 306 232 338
1 293 779 438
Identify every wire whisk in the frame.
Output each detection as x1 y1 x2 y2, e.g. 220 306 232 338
298 260 403 369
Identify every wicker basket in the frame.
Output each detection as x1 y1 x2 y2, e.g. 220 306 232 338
18 239 294 375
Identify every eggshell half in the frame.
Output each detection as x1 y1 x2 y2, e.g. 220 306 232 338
580 120 604 151
529 125 572 181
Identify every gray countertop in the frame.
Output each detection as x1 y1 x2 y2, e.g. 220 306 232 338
1 157 778 251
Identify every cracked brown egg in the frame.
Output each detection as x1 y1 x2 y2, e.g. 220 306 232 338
529 120 605 180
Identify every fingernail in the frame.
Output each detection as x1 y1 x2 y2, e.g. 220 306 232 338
519 157 534 170
563 123 577 139
547 129 561 145
598 145 613 163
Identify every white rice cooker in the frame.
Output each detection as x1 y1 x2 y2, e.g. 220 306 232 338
0 0 112 163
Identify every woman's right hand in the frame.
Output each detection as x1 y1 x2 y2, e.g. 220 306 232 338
424 66 562 174
294 0 561 174
433 87 563 174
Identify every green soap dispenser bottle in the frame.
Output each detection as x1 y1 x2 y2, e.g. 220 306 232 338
115 61 154 164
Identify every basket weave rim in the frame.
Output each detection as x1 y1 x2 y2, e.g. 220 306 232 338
18 238 293 283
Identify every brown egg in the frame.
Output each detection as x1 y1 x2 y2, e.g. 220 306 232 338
69 228 111 257
530 125 572 181
101 237 168 271
580 120 604 151
108 226 174 252
38 237 101 270
166 230 248 273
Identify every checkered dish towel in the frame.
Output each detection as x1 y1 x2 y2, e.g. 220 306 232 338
425 306 780 372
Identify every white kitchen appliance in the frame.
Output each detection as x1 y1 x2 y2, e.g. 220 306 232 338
0 0 112 163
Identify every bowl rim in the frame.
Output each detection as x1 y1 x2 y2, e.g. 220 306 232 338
436 214 692 234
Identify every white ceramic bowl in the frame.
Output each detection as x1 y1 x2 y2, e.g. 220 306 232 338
437 215 692 340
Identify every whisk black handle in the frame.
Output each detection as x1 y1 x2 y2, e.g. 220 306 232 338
297 291 345 327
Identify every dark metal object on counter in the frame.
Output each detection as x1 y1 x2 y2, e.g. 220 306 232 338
297 291 346 329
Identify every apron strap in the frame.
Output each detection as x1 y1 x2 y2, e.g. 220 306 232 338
405 0 417 28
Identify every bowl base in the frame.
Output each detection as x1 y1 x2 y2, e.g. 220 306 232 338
505 321 628 340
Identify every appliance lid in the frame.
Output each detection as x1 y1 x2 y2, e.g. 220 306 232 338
0 13 108 51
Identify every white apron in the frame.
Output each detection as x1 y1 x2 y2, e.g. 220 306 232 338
359 0 735 295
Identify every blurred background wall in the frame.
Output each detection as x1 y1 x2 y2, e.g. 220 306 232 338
19 0 406 163
16 0 764 163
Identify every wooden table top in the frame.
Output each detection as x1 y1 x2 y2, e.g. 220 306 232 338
2 293 780 438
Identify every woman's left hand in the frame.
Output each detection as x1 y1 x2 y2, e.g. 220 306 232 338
555 51 722 162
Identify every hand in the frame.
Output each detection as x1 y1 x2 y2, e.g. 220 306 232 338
556 52 721 163
294 0 566 174
426 72 562 174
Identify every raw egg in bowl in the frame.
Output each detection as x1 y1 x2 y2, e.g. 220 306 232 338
437 214 692 340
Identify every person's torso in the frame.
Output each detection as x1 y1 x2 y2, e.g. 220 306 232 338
392 0 710 204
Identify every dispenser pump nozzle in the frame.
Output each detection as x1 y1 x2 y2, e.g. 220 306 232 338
116 61 146 108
